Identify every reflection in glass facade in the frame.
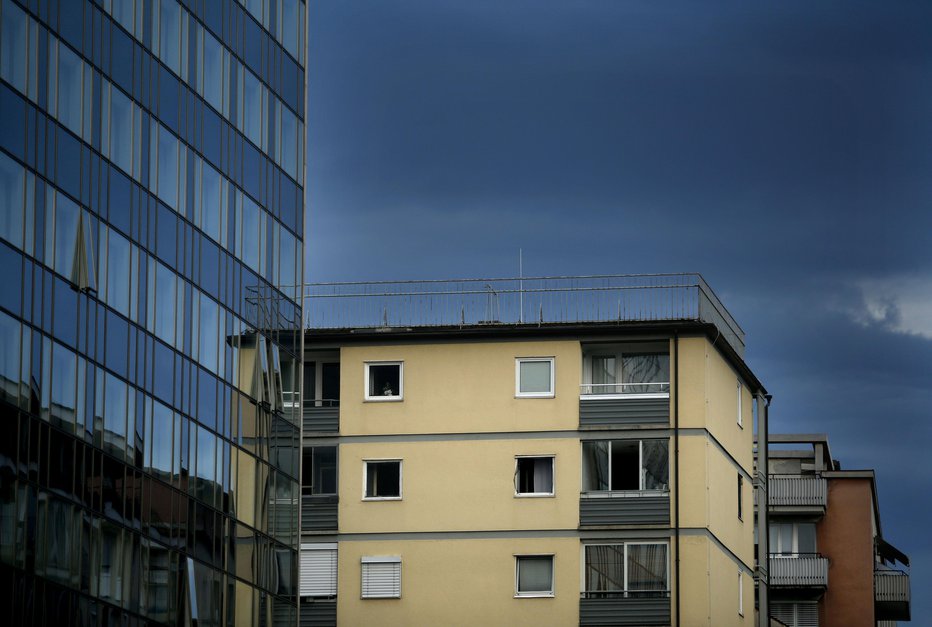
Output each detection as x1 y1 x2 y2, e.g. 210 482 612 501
0 0 305 624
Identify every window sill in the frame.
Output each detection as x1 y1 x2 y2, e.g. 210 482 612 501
515 493 555 498
514 593 554 599
515 393 555 399
362 497 402 501
364 396 403 402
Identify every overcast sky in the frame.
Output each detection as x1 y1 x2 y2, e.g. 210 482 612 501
307 0 932 613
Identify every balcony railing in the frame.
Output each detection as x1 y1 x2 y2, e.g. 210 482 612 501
768 474 827 508
579 382 671 397
304 274 745 357
769 554 829 588
580 592 671 626
303 400 340 433
875 569 910 602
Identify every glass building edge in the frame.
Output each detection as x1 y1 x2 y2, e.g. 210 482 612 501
0 0 305 625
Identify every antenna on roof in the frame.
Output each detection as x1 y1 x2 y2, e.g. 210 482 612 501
519 248 524 324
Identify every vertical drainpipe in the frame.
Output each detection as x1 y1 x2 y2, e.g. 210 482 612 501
756 393 772 627
674 332 681 627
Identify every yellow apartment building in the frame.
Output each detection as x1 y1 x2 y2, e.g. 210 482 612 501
296 275 769 627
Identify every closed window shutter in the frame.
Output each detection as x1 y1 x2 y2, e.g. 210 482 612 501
361 557 401 598
771 602 819 627
300 545 337 597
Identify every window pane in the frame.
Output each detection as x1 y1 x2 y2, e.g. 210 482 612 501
366 461 399 498
311 446 337 495
107 229 131 316
202 30 224 112
0 151 24 247
103 374 128 458
57 45 84 135
198 293 220 374
519 360 551 394
581 441 609 491
517 556 552 594
0 311 20 406
797 524 816 554
622 354 669 393
156 125 179 209
50 342 77 427
158 0 181 74
153 262 176 344
321 363 340 404
610 440 639 491
585 545 624 593
53 194 80 278
200 160 222 242
242 70 263 146
367 364 399 398
109 87 133 173
642 440 669 490
239 195 260 272
148 399 174 478
591 356 615 393
279 104 298 179
518 458 553 494
627 544 667 591
0 0 28 93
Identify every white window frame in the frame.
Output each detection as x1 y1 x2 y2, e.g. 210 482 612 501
582 541 671 595
738 570 744 616
360 556 401 599
770 522 817 557
362 459 403 501
514 554 555 598
364 361 403 401
515 357 555 398
736 379 743 427
581 439 670 493
514 455 556 498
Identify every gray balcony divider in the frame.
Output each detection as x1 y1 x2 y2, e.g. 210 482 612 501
580 495 670 526
300 599 337 627
768 475 827 507
304 406 339 433
579 596 671 626
579 397 669 427
769 555 829 587
302 495 339 532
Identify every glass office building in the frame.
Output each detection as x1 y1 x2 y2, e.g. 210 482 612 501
0 0 306 624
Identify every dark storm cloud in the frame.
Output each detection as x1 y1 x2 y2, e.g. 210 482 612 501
307 0 932 613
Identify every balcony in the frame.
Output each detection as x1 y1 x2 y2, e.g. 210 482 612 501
769 554 829 588
580 593 671 626
304 274 746 357
768 474 827 514
875 569 910 621
303 400 339 433
579 384 670 428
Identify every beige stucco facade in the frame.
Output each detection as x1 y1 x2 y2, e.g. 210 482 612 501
303 331 762 627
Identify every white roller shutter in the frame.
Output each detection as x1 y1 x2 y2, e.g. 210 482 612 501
361 556 401 598
300 544 337 597
771 601 819 627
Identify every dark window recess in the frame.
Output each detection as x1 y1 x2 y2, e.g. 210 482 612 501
515 457 553 494
365 461 400 498
303 447 337 495
368 364 400 398
321 363 340 405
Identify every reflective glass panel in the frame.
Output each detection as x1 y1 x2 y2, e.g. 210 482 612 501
109 87 133 174
0 0 28 93
57 44 84 135
0 151 24 247
53 194 80 278
107 229 131 316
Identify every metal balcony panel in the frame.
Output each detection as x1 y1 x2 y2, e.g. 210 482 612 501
302 495 339 532
304 406 339 433
768 475 827 512
579 396 670 428
580 596 672 626
875 569 910 621
580 494 670 527
769 555 828 588
300 598 337 627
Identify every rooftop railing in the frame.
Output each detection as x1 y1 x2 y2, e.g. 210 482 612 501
304 274 745 356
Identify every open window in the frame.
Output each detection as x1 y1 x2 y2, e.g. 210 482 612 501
305 353 340 407
364 460 402 500
515 456 554 497
583 542 669 598
769 522 816 556
516 357 554 398
365 362 402 401
582 440 669 492
515 555 554 597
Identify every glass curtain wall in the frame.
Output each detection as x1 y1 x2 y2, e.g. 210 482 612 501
0 0 305 625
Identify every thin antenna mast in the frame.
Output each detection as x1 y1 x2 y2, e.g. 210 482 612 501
519 249 523 323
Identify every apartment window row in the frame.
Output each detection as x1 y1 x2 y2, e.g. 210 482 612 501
300 544 670 600
300 445 670 501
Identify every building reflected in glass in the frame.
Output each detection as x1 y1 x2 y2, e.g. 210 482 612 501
0 0 305 624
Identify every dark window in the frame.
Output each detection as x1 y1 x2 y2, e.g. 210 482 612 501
366 363 401 399
515 457 553 495
365 460 400 498
738 474 743 520
302 446 337 495
321 362 340 405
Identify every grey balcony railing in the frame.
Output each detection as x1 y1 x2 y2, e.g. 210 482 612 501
768 475 827 508
875 569 910 602
303 400 340 433
769 554 829 587
305 274 745 357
